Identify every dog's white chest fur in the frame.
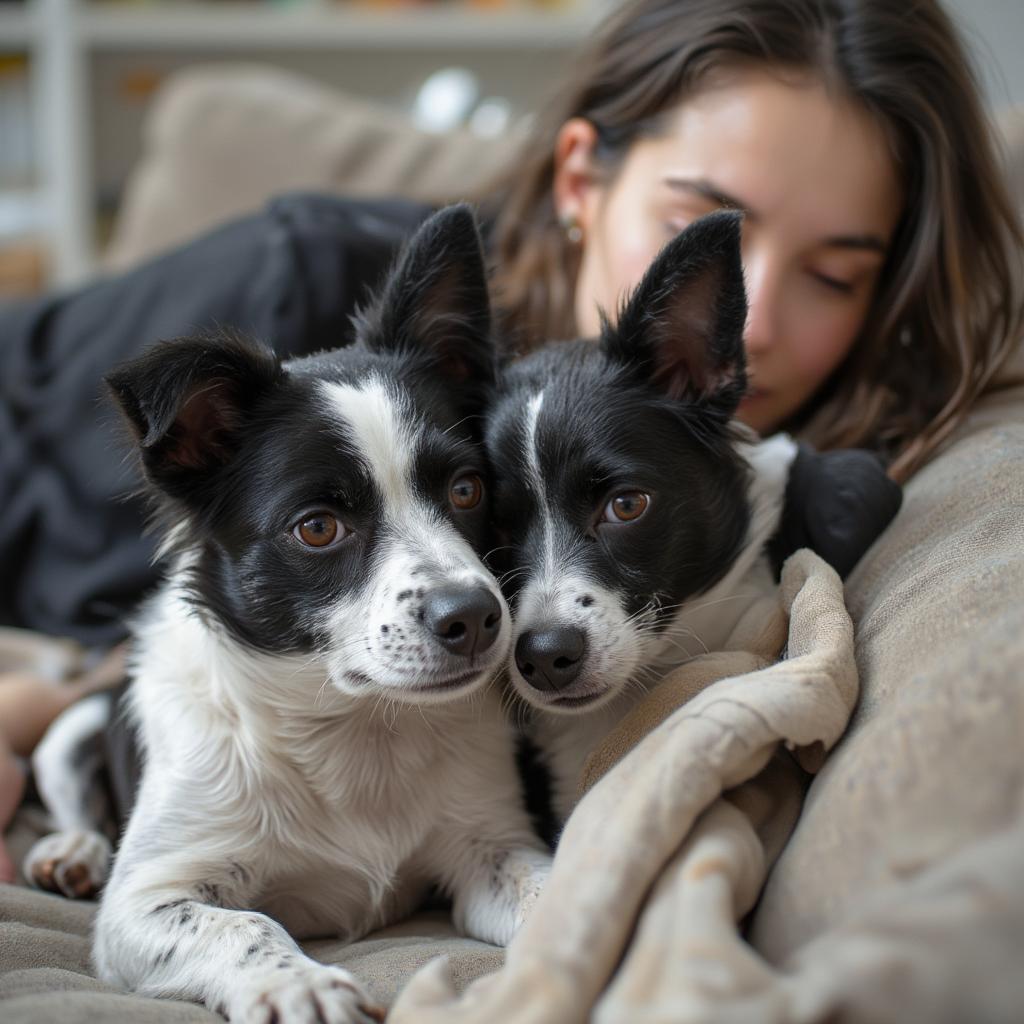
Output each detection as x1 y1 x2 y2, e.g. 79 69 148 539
116 587 531 943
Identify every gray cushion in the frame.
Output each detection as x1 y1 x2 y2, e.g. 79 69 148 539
750 383 1024 962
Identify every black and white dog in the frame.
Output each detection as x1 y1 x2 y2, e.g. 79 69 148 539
486 211 799 822
34 206 551 1023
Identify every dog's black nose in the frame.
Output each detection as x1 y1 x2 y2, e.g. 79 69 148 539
515 628 586 692
423 585 503 658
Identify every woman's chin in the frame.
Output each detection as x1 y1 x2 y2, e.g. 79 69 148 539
736 390 777 434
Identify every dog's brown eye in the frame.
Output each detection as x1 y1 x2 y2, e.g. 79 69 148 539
450 474 484 511
294 513 342 548
603 491 650 523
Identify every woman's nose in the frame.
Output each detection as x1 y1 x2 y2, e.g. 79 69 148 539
742 256 781 358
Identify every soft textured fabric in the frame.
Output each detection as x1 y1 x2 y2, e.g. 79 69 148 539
577 587 789 794
748 384 1024 965
0 891 499 1023
1 810 502 1022
104 65 524 272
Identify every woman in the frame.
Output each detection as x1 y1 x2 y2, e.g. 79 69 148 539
489 0 1023 483
1 0 1020 875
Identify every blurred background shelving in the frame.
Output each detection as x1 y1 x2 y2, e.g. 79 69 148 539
0 0 609 294
0 5 33 45
0 0 1021 297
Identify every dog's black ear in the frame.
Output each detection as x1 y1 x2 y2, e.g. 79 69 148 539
601 210 747 423
105 332 282 497
355 203 494 389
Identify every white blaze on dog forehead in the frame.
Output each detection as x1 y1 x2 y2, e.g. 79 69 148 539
522 391 560 582
317 376 481 572
320 376 416 512
515 390 616 631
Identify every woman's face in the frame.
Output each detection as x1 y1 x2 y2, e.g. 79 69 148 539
556 68 904 434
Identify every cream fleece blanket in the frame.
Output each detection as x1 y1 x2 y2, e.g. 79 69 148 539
390 549 859 1022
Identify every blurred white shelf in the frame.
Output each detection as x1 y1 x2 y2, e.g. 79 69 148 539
79 4 602 51
0 5 37 47
0 187 48 237
13 0 607 288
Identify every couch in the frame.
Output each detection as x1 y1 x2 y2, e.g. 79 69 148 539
2 64 1022 1023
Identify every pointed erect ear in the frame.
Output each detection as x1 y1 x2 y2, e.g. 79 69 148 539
104 332 281 496
601 210 748 423
356 203 494 389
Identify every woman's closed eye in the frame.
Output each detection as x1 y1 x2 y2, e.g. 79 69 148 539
811 271 855 294
807 253 882 297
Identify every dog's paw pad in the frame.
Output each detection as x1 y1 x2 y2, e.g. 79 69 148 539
24 830 112 899
231 963 384 1024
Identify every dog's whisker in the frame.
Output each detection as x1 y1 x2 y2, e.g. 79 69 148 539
312 675 333 711
384 696 400 732
483 544 517 562
675 590 762 616
498 565 530 586
440 412 480 437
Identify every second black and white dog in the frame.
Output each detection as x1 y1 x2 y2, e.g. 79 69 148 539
486 211 799 822
35 206 550 1023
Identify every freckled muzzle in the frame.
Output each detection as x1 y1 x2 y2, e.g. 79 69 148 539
334 567 512 705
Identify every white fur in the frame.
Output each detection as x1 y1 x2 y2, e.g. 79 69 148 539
24 693 115 896
516 431 798 822
30 692 112 833
522 391 561 583
322 377 416 513
89 374 550 1023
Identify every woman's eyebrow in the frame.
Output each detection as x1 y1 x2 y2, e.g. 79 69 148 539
663 176 888 253
664 176 748 213
821 233 888 253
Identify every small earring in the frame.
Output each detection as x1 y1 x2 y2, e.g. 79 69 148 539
560 211 583 245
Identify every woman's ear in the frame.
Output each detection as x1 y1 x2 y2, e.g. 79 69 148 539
552 118 603 241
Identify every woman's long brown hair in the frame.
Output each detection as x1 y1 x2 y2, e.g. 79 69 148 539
487 0 1023 481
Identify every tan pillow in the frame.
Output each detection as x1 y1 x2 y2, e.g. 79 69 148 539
104 63 524 271
749 383 1024 962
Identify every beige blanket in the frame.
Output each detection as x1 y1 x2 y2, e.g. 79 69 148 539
390 549 858 1022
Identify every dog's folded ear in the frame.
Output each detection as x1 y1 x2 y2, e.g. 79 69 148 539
105 331 281 496
602 210 748 423
353 203 494 393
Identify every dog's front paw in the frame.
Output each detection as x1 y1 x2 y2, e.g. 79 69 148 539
229 963 385 1024
24 829 112 898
